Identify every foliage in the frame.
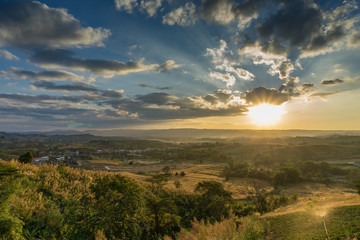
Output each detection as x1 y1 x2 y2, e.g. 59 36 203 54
90 175 146 239
272 165 301 186
223 162 272 181
0 161 237 240
239 182 298 215
195 181 233 222
18 152 34 164
0 163 23 240
355 178 360 194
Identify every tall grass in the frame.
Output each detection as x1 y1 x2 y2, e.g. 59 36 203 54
165 212 270 240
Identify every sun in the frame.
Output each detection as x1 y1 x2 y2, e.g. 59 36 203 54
248 103 285 126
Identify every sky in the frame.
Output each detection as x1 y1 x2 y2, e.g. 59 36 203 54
0 0 360 132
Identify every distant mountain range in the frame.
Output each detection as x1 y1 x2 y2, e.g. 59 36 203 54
5 128 360 139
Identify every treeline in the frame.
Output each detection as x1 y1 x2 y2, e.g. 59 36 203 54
223 160 350 186
1 161 266 240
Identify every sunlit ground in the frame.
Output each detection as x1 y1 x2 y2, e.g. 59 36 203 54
247 103 286 126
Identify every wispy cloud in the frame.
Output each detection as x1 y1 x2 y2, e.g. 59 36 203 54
8 68 84 82
31 49 179 77
0 49 19 60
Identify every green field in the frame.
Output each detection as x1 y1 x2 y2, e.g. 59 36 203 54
268 205 360 239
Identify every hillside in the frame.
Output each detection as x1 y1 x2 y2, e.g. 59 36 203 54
1 160 360 240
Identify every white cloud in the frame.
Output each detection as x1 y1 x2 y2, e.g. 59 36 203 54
205 39 229 64
215 59 254 81
140 0 163 17
162 2 197 26
239 43 294 79
114 0 138 12
156 60 182 72
207 39 255 86
210 71 236 87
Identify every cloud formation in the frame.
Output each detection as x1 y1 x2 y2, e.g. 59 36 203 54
115 0 165 17
0 1 110 48
140 0 163 17
31 49 178 77
32 80 99 93
163 2 197 26
8 68 84 82
243 87 289 105
200 0 264 25
206 40 254 87
321 79 344 85
114 0 138 13
138 84 172 90
156 60 181 72
137 92 176 105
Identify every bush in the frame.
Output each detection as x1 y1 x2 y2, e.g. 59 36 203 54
355 178 360 194
18 152 34 164
273 165 301 186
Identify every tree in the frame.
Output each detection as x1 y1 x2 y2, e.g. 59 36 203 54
18 152 34 164
240 181 269 214
90 175 147 239
272 165 301 186
195 181 233 222
355 178 360 194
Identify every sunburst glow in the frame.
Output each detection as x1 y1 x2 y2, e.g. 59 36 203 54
248 104 285 126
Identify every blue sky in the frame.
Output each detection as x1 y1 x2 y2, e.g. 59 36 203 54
0 0 360 131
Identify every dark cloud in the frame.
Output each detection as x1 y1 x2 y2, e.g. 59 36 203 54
350 33 360 46
200 0 234 24
0 93 56 103
106 89 248 120
321 79 344 85
137 93 176 105
157 86 172 90
256 1 322 49
304 25 345 52
200 0 264 24
0 1 110 48
300 82 315 92
252 0 359 58
9 68 84 81
31 80 124 100
30 49 178 76
32 80 98 92
260 40 288 56
0 106 88 119
139 84 150 88
139 84 173 90
244 87 289 105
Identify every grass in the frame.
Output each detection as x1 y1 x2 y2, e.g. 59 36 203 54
87 159 127 165
267 205 360 239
